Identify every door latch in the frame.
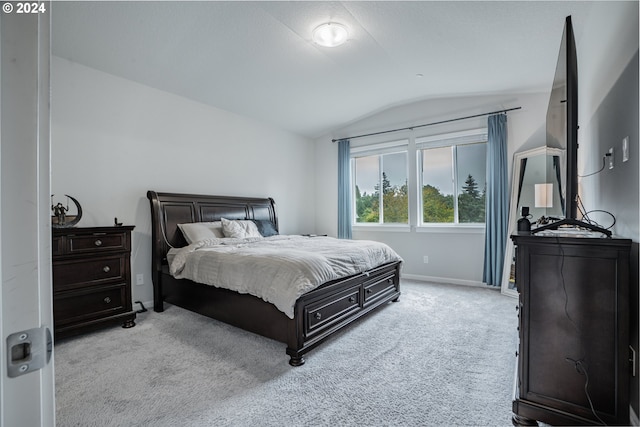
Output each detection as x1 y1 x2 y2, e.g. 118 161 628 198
6 326 52 378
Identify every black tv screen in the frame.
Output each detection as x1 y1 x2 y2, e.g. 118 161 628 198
546 16 578 220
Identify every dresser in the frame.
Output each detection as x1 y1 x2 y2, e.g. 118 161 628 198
52 226 136 339
511 232 631 426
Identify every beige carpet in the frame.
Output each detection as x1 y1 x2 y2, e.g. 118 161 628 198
55 280 518 426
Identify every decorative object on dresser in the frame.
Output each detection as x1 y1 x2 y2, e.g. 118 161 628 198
511 232 631 426
52 226 136 339
51 194 83 228
147 191 402 366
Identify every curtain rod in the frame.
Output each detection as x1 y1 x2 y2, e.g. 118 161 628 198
331 106 521 143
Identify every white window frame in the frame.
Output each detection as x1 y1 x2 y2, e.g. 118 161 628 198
416 128 488 228
350 139 409 228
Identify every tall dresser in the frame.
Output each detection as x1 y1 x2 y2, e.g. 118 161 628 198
511 232 631 426
52 225 136 339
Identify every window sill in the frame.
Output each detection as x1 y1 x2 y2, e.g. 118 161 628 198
352 224 411 233
416 225 485 234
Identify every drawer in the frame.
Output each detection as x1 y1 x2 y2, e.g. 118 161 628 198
363 273 397 306
54 284 127 326
53 255 126 290
305 286 361 338
66 232 128 254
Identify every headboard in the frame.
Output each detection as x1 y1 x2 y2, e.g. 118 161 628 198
146 191 278 270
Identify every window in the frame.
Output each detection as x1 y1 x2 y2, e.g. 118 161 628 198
352 141 408 224
418 130 487 225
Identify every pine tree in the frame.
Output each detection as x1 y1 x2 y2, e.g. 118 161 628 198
462 174 479 197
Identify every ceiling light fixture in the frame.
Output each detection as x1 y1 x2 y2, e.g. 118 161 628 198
312 22 349 47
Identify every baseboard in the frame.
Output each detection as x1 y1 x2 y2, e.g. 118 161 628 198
402 274 495 289
631 405 639 426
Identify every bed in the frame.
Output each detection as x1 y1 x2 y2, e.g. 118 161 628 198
147 191 402 366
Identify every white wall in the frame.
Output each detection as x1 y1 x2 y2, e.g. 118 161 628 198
51 57 317 306
315 92 549 284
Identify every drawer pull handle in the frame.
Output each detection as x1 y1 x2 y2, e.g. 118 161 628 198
104 297 111 304
314 312 322 320
348 296 355 303
103 266 111 273
94 239 103 247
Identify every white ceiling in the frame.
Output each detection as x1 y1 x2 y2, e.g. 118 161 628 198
51 1 601 138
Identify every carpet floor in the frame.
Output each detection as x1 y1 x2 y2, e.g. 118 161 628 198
55 280 518 426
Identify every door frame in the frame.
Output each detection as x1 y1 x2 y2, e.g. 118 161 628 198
0 3 55 426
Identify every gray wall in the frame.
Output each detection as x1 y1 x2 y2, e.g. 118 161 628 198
580 51 639 418
576 1 638 416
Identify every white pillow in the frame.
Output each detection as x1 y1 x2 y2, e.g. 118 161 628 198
220 218 262 239
178 221 225 244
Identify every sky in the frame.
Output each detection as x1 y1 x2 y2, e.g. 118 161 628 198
355 151 406 195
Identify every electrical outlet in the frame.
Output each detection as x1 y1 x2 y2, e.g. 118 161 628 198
423 256 429 264
622 136 629 162
136 274 144 286
608 147 614 169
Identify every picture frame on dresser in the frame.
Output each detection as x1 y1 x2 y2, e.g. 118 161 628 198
52 225 136 339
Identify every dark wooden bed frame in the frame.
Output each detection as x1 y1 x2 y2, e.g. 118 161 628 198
147 191 401 366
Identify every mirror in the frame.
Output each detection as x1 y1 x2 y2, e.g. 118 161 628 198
501 146 565 297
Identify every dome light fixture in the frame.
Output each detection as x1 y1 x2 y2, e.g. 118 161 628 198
312 22 349 47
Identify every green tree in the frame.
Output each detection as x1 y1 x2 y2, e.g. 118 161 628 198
422 185 454 222
355 185 378 223
356 175 409 224
458 174 485 223
383 179 408 223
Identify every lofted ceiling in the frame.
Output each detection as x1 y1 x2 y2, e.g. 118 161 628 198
52 1 601 138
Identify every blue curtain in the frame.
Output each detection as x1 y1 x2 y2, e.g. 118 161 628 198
337 139 352 239
483 114 508 286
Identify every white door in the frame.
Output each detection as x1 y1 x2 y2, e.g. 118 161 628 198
0 3 55 426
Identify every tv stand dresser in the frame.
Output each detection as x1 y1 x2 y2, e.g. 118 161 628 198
511 232 631 426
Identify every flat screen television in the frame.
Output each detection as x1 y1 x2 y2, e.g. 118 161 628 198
546 15 578 220
534 15 610 236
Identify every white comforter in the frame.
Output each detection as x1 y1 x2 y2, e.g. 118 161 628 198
168 235 402 318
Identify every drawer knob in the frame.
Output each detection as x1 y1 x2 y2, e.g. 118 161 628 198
104 297 111 304
348 296 355 303
366 288 372 294
314 312 322 320
103 266 111 273
94 239 103 247
387 278 393 283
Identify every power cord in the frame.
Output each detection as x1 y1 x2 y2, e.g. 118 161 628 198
564 358 607 426
579 152 611 178
556 237 579 333
556 237 607 425
135 301 148 313
576 196 617 232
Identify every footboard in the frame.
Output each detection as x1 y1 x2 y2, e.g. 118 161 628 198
286 260 401 366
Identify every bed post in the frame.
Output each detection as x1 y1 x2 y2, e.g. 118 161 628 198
146 191 165 312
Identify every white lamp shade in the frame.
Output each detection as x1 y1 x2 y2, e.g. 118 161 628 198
534 183 553 208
